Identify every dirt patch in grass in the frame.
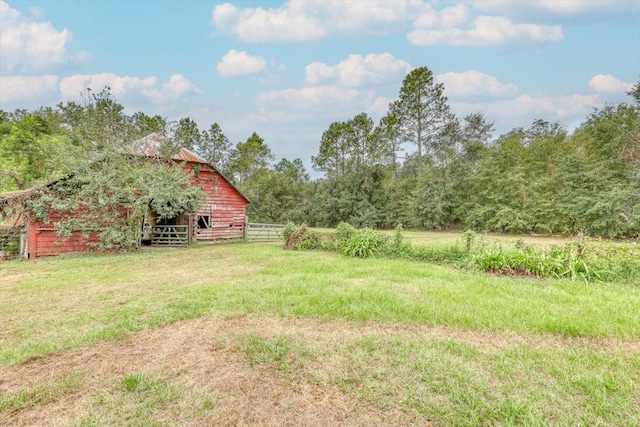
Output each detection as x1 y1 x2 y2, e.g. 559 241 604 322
2 316 638 426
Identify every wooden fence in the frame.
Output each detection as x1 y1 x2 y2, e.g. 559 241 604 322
245 222 286 242
150 222 285 246
0 226 22 260
151 225 189 246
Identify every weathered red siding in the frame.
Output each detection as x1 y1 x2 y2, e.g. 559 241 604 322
185 163 247 241
27 211 100 258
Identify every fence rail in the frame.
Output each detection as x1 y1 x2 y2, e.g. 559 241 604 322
0 226 22 260
246 222 286 242
151 225 189 246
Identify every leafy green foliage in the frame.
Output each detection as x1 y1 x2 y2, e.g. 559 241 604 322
470 237 640 283
282 221 297 244
335 224 389 258
0 113 78 191
200 122 231 174
28 153 205 251
390 66 454 177
228 132 274 188
172 117 201 151
144 162 204 220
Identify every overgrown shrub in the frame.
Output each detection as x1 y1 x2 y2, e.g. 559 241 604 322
334 222 356 253
378 223 413 258
334 222 389 258
282 222 297 245
283 222 327 251
469 237 640 283
577 240 640 283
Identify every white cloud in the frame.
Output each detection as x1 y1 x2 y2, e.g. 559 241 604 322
0 0 20 21
305 53 412 87
141 74 201 104
436 71 519 97
0 0 81 73
60 73 157 99
211 1 567 48
212 2 325 42
453 93 600 123
211 0 420 42
408 13 563 47
304 63 335 86
217 50 267 77
0 75 58 103
589 74 633 95
471 0 637 15
370 96 395 119
57 73 200 105
413 4 471 28
257 85 370 112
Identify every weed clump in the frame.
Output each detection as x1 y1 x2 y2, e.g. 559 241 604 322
335 222 389 258
283 222 326 251
469 235 640 283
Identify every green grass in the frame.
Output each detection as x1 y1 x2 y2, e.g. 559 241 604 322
2 243 639 367
1 241 639 425
83 372 182 427
0 372 84 413
242 333 309 372
375 228 571 249
322 336 639 426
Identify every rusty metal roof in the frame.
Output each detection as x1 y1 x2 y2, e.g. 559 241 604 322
134 133 209 164
134 134 250 203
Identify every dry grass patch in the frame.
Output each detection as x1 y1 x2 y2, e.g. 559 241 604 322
0 245 264 366
2 316 638 426
1 317 406 426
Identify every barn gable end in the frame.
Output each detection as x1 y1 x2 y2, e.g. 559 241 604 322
182 162 248 241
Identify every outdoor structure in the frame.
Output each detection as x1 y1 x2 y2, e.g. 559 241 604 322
0 134 249 259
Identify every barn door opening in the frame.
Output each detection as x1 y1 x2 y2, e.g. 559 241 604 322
143 210 190 247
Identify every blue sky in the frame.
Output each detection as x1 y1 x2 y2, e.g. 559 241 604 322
1 0 639 172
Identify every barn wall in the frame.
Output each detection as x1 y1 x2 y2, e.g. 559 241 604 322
27 211 100 258
189 166 247 241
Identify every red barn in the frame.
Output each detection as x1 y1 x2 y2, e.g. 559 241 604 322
0 134 249 259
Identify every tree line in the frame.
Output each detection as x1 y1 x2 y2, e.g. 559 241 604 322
2 67 639 238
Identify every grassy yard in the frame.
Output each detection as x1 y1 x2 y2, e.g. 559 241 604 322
1 240 639 426
314 227 572 248
399 229 571 248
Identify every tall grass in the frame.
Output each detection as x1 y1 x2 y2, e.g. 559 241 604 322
284 223 640 285
470 235 640 283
